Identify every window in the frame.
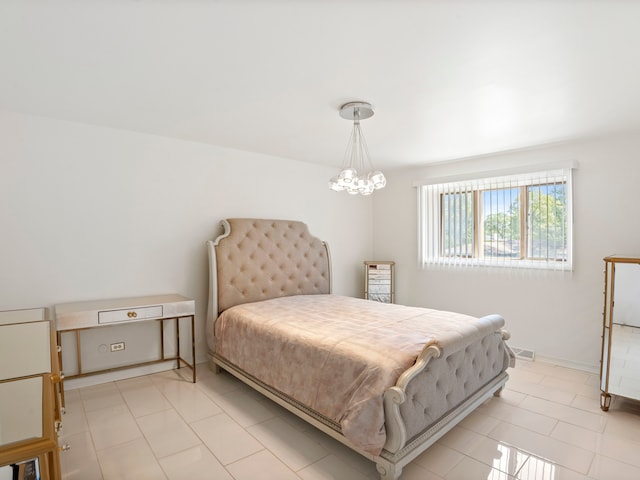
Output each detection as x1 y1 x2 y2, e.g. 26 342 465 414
419 168 573 270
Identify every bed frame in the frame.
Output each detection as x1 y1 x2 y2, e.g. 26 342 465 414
206 218 510 479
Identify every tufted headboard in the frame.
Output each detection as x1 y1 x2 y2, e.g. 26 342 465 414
206 219 332 340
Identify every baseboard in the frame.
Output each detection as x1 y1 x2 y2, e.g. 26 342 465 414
63 360 178 390
534 354 599 375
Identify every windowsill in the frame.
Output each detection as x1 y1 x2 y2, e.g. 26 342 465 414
421 258 573 271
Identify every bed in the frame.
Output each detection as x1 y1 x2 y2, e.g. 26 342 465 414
206 218 514 479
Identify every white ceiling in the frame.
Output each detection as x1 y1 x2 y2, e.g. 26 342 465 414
2 1 640 170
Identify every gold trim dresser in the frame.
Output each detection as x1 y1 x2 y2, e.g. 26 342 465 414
0 308 63 480
600 255 640 410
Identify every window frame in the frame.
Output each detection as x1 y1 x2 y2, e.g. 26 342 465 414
418 168 573 270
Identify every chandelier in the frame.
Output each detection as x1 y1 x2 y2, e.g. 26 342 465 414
328 101 386 195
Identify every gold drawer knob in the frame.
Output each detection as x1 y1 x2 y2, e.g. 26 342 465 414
127 311 138 318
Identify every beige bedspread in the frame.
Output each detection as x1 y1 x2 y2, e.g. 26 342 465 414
214 294 505 455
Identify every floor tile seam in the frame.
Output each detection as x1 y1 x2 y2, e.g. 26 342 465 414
480 435 559 471
548 419 614 450
456 449 529 478
501 387 528 405
148 439 208 462
512 397 606 432
158 420 240 473
111 383 144 430
91 427 145 454
452 423 533 471
86 396 145 452
511 455 534 479
121 399 174 419
82 407 101 458
538 379 598 397
131 405 175 422
519 393 603 417
528 411 604 434
570 395 608 414
436 425 495 462
81 400 128 415
539 371 592 386
269 443 332 475
59 402 93 441
417 450 465 479
158 386 225 425
188 410 271 467
93 436 164 480
506 374 546 386
184 410 228 453
60 424 103 477
595 446 640 470
193 375 246 398
504 383 577 406
115 376 155 391
135 410 201 451
245 423 333 473
297 453 368 479
77 381 118 397
226 449 304 480
209 392 278 429
481 402 560 435
117 385 166 403
524 388 578 406
517 452 596 480
486 421 596 469
241 410 340 472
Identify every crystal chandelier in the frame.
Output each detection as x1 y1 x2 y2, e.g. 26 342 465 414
328 101 386 195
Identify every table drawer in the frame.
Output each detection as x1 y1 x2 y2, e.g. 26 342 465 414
98 305 163 324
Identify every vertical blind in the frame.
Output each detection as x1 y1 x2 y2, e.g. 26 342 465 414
418 168 573 270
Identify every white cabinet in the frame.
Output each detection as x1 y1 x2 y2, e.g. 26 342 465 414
600 255 640 410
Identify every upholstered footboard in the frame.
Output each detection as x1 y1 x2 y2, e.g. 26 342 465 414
209 326 511 480
375 327 511 480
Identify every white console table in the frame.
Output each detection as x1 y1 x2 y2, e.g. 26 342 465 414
54 294 196 403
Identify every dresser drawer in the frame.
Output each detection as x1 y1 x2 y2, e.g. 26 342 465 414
98 305 163 324
0 322 51 381
0 376 43 446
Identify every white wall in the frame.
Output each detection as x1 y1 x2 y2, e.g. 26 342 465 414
0 110 373 381
373 133 640 371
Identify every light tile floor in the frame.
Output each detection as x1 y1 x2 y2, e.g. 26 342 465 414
59 360 640 479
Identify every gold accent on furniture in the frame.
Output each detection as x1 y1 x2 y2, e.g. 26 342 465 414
364 261 395 303
600 255 640 411
0 308 62 480
54 294 196 403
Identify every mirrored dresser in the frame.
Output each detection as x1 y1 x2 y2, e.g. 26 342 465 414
600 255 640 411
0 308 63 480
364 261 395 304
